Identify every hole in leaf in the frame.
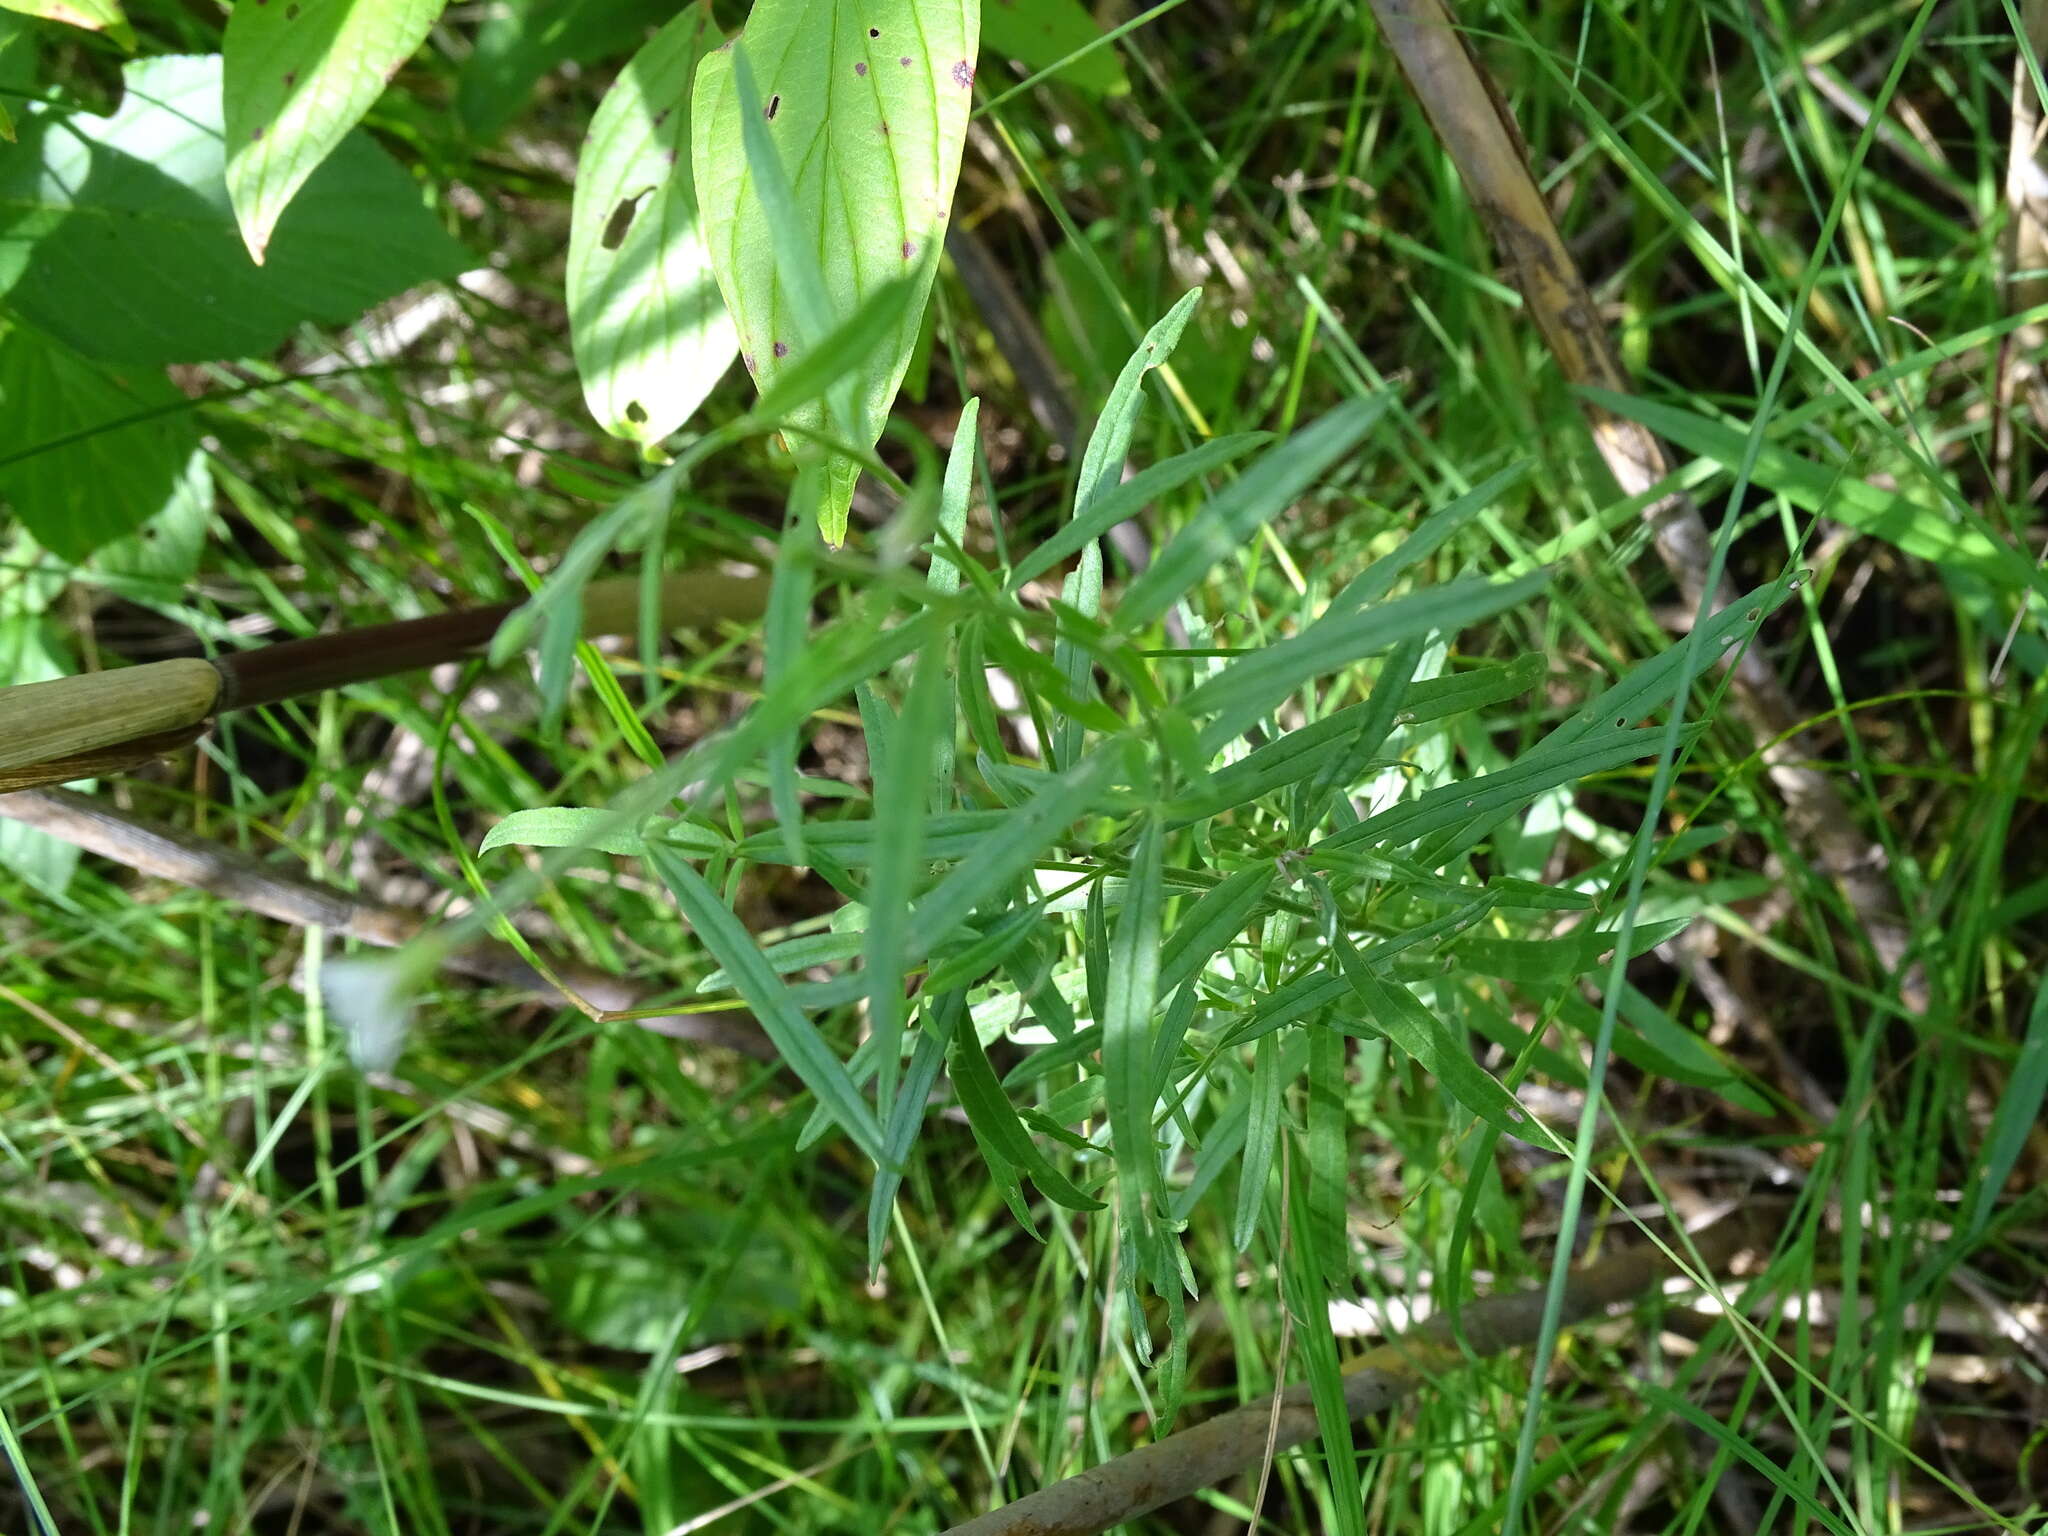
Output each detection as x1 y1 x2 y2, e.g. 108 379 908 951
1744 606 1761 621
602 189 651 250
624 401 648 426
765 94 780 120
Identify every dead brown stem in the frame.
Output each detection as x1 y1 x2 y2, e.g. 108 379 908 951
938 1211 1777 1536
1365 0 1920 1005
0 787 770 1060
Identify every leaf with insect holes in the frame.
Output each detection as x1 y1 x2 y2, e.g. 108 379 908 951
224 0 445 264
692 0 978 545
568 1 735 445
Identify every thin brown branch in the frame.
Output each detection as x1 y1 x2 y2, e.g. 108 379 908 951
1365 0 1920 1004
939 1210 1778 1536
0 787 771 1060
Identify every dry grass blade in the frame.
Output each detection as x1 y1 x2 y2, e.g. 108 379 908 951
937 1211 1779 1536
1364 0 1920 1003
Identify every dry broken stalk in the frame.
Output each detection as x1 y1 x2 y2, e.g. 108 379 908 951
939 1209 1777 1536
0 787 771 1060
1364 0 1920 1003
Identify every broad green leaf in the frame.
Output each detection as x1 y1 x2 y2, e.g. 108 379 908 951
456 0 672 142
981 0 1127 96
945 1004 1103 1212
479 807 727 858
1188 570 1550 743
1584 387 2042 594
692 0 978 544
1331 936 1532 1138
747 269 925 427
0 0 128 43
0 54 468 364
0 326 198 561
223 0 446 263
645 844 889 1166
90 452 212 588
1117 396 1387 631
568 1 735 445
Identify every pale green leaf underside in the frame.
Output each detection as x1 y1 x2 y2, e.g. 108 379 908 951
692 0 978 534
568 1 736 444
224 0 445 263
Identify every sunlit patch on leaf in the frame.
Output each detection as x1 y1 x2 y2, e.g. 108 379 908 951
692 0 978 544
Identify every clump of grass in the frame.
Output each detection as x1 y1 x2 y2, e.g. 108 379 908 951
4 4 2045 1536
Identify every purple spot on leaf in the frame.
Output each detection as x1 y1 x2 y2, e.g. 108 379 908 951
855 60 867 76
282 70 296 87
743 352 757 374
902 240 916 260
899 56 912 67
251 127 264 141
879 119 890 135
653 107 671 126
773 340 789 358
952 59 974 88
765 94 780 120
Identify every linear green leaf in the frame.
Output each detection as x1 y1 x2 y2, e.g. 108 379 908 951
1117 395 1387 632
1104 818 1168 1258
1008 431 1273 591
1189 570 1550 743
1167 653 1544 820
1328 462 1532 615
1331 935 1532 1139
1232 1031 1283 1251
1157 863 1272 999
645 843 888 1166
1075 288 1200 517
1584 387 2041 594
1316 727 1702 856
480 807 727 859
904 750 1121 959
945 1007 1103 1212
